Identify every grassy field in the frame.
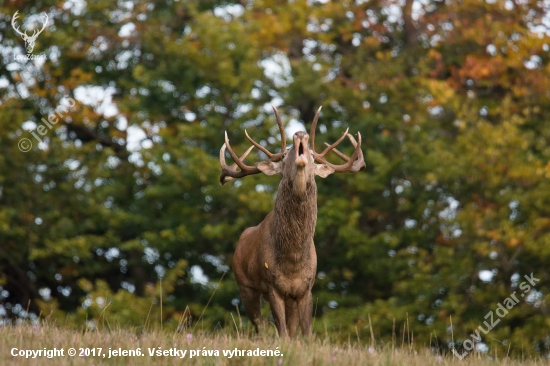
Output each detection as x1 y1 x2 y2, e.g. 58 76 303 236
0 322 547 366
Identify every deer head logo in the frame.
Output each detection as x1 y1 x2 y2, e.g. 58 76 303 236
11 11 49 54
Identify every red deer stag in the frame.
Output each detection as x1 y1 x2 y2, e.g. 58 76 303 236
219 106 365 337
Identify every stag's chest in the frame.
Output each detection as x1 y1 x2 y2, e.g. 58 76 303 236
277 274 313 298
262 266 314 298
260 248 316 298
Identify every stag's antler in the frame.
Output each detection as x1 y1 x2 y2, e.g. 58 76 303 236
309 106 365 172
244 106 286 162
11 11 26 38
32 13 49 38
219 105 287 184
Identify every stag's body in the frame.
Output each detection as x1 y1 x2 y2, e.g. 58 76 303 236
233 142 318 337
220 107 364 337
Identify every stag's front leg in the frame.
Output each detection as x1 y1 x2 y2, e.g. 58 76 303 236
297 292 313 336
285 300 299 338
267 288 287 337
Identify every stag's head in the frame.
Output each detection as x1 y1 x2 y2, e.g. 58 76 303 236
11 11 49 54
220 106 365 195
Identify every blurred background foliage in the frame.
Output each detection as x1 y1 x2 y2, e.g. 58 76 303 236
1 0 550 357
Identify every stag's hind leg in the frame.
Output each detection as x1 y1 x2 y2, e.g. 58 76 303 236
239 286 262 333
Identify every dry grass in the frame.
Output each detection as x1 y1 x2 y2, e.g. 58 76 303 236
0 322 547 365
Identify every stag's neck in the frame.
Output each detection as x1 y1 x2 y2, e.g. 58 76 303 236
272 171 317 258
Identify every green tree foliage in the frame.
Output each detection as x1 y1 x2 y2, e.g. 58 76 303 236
0 0 549 357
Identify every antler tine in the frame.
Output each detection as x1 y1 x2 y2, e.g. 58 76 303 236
309 106 322 151
317 128 349 157
219 132 262 185
309 106 364 172
219 106 291 185
349 132 365 171
323 132 359 162
224 131 258 172
271 105 286 154
219 144 255 184
242 107 287 162
39 14 48 33
325 133 365 171
11 11 26 37
313 131 365 173
324 142 350 162
30 14 48 37
245 129 273 157
244 129 283 162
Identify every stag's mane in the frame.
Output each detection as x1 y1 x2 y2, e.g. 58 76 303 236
273 173 317 254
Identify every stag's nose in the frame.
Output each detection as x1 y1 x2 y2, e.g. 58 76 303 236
294 131 308 140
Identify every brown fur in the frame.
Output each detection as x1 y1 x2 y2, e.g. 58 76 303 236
232 132 320 338
225 114 364 337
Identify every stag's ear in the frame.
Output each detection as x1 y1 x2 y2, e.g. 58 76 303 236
257 161 282 176
314 164 335 178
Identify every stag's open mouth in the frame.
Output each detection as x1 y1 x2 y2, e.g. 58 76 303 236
294 133 309 167
298 143 304 156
